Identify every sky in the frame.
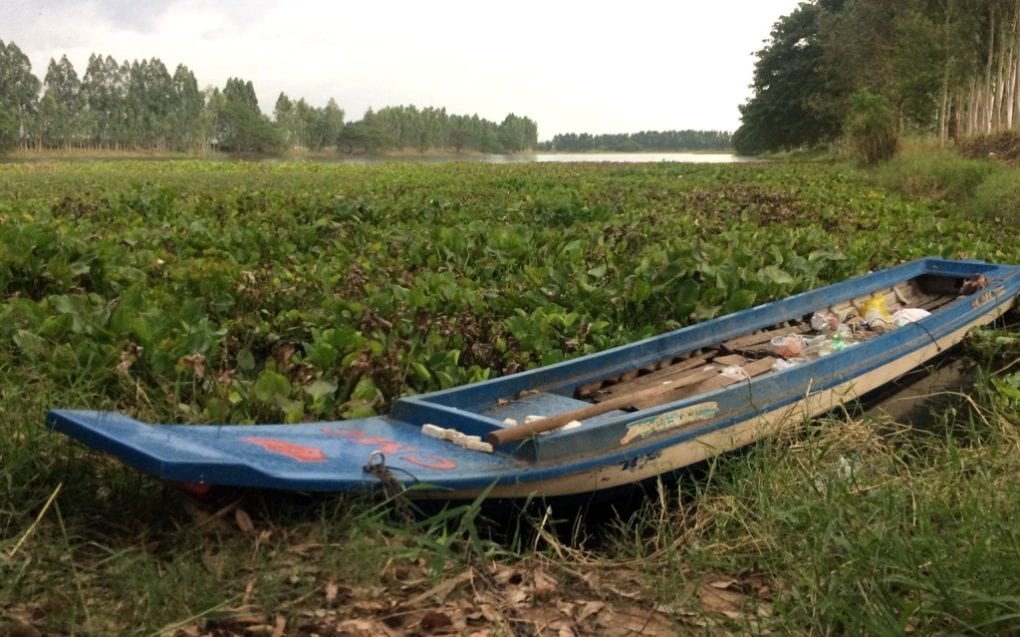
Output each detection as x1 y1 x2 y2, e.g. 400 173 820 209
3 0 804 140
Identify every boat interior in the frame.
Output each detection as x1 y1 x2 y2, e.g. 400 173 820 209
565 273 966 414
389 267 988 457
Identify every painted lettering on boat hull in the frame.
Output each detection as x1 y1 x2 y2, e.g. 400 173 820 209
620 402 719 446
970 285 1005 309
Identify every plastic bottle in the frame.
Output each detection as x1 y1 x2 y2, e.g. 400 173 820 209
811 311 839 332
832 331 845 352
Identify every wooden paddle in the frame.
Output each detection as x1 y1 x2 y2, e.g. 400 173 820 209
486 366 719 447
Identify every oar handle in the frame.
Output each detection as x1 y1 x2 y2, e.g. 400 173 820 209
485 406 599 447
486 367 718 447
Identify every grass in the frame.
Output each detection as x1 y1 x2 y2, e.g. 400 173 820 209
3 351 1018 636
869 140 1020 230
604 335 1020 634
970 169 1020 227
871 149 997 203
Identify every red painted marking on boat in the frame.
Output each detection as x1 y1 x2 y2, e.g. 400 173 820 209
321 427 456 471
322 429 413 455
241 437 327 462
402 453 457 470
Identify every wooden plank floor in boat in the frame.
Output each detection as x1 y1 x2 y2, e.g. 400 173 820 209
573 284 960 414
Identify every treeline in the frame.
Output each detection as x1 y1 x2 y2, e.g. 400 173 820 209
334 106 537 154
538 130 732 152
0 39 538 155
735 0 1020 155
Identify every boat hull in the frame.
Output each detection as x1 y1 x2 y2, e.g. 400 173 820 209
459 297 1012 498
45 258 1020 499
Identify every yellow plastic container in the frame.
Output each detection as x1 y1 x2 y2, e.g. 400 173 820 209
861 293 891 327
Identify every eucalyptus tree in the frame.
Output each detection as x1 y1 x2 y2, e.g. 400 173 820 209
448 114 471 152
82 54 126 149
37 55 84 147
372 105 417 149
962 0 1020 135
469 115 504 153
292 98 321 149
273 92 297 146
2 37 543 155
169 64 204 150
0 40 42 151
307 98 344 150
124 58 175 148
420 106 449 150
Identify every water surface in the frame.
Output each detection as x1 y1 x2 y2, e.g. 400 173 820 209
533 152 752 164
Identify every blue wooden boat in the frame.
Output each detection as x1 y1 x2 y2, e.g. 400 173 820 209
46 258 1019 499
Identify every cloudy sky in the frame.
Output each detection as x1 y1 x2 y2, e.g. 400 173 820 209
4 0 802 139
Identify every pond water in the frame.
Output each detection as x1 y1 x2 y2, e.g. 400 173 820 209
503 152 754 164
319 151 754 165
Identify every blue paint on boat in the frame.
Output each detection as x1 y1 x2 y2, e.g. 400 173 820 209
45 258 1020 498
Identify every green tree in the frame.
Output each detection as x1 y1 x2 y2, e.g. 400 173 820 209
733 2 847 154
215 77 283 153
273 92 297 147
419 106 448 151
123 58 175 149
82 54 122 149
542 129 732 152
293 98 319 149
37 55 84 148
337 108 392 153
498 113 538 152
735 0 1020 151
169 64 204 151
304 98 344 150
0 104 17 153
448 115 471 152
846 89 899 164
0 40 42 151
820 0 955 133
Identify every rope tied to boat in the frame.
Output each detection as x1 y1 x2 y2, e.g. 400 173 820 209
913 321 942 353
363 451 415 522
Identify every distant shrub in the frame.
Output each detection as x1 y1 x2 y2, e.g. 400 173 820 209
872 151 996 202
845 90 898 166
969 168 1020 226
958 131 1020 164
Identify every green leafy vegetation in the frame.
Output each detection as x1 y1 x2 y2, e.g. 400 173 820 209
1 159 1018 635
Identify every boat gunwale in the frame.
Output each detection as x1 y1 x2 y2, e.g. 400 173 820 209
507 275 1017 464
392 258 1010 435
